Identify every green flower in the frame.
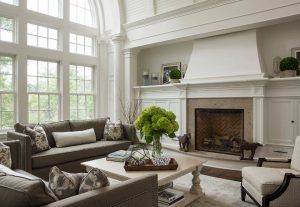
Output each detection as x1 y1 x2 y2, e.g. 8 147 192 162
134 105 179 143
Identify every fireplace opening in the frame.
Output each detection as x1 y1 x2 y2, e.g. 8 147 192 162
195 108 244 155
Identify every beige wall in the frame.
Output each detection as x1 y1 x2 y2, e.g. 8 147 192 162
187 98 253 150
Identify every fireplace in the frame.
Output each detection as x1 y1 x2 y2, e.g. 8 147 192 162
195 108 244 155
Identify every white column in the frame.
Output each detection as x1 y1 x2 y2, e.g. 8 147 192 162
123 49 140 105
98 39 109 118
111 35 124 121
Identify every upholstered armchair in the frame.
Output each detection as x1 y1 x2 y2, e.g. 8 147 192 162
241 136 300 207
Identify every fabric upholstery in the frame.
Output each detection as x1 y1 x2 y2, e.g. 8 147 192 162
291 136 300 171
42 174 158 207
32 140 131 169
52 128 96 148
242 179 263 205
79 168 109 194
14 123 35 133
42 121 71 147
2 141 21 170
0 164 57 207
242 167 284 195
0 143 12 168
69 118 107 141
23 126 50 154
49 166 86 200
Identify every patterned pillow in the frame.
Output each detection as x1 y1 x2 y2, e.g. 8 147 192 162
104 119 124 141
23 125 50 154
48 166 86 200
0 143 12 168
78 168 110 194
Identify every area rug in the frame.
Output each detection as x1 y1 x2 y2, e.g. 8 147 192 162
174 174 256 207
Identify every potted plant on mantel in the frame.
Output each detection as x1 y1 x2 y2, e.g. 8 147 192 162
134 106 179 158
279 57 299 78
169 69 181 83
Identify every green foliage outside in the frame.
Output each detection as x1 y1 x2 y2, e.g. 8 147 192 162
169 69 181 79
280 57 299 71
0 17 13 30
134 105 179 144
0 56 14 129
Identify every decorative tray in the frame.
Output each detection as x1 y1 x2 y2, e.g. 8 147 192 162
124 158 178 171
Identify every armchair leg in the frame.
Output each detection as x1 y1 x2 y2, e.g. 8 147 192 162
241 186 246 201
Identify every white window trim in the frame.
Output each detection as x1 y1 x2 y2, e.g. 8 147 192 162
0 0 100 132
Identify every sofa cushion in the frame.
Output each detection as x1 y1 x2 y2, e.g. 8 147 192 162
69 118 107 141
23 126 51 154
52 128 96 148
104 120 125 141
0 164 57 207
242 167 285 196
32 140 131 169
42 121 71 147
0 143 11 168
49 166 86 200
79 168 109 194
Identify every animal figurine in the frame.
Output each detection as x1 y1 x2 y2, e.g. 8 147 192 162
240 140 262 160
178 133 191 152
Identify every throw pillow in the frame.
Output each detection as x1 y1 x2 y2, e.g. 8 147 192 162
104 119 124 141
23 125 50 154
52 128 96 148
49 166 86 200
79 168 110 194
0 164 57 207
0 143 12 168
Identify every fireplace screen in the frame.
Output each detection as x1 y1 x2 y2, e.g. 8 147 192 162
195 108 244 155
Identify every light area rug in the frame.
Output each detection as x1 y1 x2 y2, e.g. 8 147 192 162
174 174 256 207
109 174 256 207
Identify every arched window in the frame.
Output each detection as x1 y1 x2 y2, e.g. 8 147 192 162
0 0 99 131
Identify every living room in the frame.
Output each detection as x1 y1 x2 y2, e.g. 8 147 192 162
0 0 300 207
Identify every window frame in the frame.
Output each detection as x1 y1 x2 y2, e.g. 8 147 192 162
69 0 95 27
0 0 99 133
0 15 15 43
0 54 16 131
69 64 95 120
27 0 62 18
69 32 94 56
27 58 61 123
27 23 59 50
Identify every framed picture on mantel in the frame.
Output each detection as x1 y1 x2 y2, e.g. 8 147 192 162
291 47 300 76
161 62 181 84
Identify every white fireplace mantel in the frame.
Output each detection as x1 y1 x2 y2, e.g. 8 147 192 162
133 77 300 146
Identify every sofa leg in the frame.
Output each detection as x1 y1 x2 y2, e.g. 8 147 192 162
241 186 246 201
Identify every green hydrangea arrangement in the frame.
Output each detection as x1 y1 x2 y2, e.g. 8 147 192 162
134 106 179 144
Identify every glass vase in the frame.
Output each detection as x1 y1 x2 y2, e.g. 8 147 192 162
152 137 162 158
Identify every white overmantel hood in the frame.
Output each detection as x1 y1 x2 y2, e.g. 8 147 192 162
183 29 266 84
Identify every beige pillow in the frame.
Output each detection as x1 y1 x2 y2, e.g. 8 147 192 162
52 128 96 147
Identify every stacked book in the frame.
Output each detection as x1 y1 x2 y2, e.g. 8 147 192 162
106 150 130 162
158 188 185 207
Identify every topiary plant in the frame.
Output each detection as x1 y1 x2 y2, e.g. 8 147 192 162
134 106 179 144
169 69 181 79
280 57 299 71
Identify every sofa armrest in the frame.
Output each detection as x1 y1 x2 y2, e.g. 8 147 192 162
123 124 139 144
7 131 32 172
2 140 21 170
42 174 158 207
257 158 291 168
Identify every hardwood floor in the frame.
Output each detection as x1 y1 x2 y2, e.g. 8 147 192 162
200 166 242 182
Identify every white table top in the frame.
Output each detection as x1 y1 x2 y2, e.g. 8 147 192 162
82 152 207 186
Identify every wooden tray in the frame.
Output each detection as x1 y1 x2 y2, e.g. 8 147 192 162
124 158 178 171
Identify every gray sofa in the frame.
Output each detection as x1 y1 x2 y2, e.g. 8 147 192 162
7 118 139 179
1 140 158 207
